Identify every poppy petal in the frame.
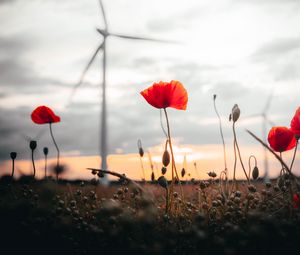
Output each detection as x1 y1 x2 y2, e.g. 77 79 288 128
140 80 188 110
31 106 61 124
291 107 300 137
268 126 296 152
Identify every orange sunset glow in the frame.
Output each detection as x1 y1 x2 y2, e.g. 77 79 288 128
1 143 298 181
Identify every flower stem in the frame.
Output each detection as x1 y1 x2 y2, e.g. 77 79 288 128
248 155 257 180
233 122 250 184
44 154 47 179
289 139 298 173
213 96 227 173
232 123 238 191
32 149 36 179
163 109 184 206
11 159 15 178
49 123 60 180
139 156 146 181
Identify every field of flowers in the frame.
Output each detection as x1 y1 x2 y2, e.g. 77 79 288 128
2 80 300 254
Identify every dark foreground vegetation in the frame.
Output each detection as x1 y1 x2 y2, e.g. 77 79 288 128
1 176 300 255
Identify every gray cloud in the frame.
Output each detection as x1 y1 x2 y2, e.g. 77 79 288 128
252 37 300 62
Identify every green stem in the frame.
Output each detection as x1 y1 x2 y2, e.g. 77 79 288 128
49 123 60 180
11 159 15 178
248 155 257 180
233 122 250 184
163 108 184 206
32 150 36 179
289 139 298 173
44 155 47 179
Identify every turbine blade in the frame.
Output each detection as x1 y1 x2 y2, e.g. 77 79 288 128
98 0 108 29
263 90 274 114
67 43 103 107
110 33 179 44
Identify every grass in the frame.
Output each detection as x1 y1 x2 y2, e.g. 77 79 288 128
1 176 300 255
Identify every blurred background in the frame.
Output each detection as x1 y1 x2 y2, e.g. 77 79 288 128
1 0 300 180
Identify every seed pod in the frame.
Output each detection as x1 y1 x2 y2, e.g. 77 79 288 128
151 172 155 181
248 184 257 193
199 181 206 190
161 166 167 175
138 147 144 157
162 150 170 167
207 171 217 178
158 176 168 189
43 147 49 156
252 166 259 180
10 152 17 160
229 104 240 122
181 168 186 178
30 140 37 150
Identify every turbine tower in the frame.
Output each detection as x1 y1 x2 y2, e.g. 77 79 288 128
69 0 176 184
244 91 275 182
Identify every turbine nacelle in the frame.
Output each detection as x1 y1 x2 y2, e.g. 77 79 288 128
96 28 109 38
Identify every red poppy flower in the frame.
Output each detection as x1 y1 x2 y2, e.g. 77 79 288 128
292 193 300 209
290 107 300 138
31 106 60 124
267 126 296 152
140 80 188 110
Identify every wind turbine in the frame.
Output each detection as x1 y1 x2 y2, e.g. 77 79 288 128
69 0 177 184
243 91 275 182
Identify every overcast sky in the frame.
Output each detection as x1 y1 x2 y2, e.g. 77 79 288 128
1 0 300 166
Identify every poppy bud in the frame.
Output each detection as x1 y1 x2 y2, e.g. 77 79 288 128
161 166 167 175
162 150 170 167
207 171 217 178
252 166 259 180
10 152 17 160
138 148 144 157
229 104 240 122
30 140 37 150
213 94 217 100
137 139 144 157
158 176 168 189
43 147 49 156
181 168 186 178
151 172 155 181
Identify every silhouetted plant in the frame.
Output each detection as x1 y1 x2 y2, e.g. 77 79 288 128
10 152 17 179
29 140 37 178
43 147 48 179
31 106 61 181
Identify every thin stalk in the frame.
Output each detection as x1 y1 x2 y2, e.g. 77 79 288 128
289 139 298 172
87 168 146 193
160 109 168 138
248 155 257 180
233 122 250 184
213 96 227 172
139 156 146 181
44 155 47 179
163 109 184 201
232 123 238 191
31 150 36 178
11 159 15 178
49 123 60 180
